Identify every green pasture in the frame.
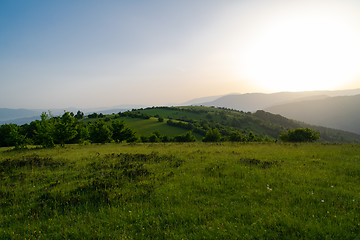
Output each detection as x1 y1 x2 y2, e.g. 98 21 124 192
1 143 360 239
119 117 203 140
84 116 203 140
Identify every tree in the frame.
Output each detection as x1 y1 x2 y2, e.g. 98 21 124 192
173 131 196 142
8 124 27 149
279 128 320 142
203 128 221 142
34 112 55 148
54 112 78 146
149 131 161 143
229 131 245 142
247 131 256 142
89 120 112 143
72 123 89 143
74 110 84 120
120 127 137 142
0 124 27 148
111 120 137 143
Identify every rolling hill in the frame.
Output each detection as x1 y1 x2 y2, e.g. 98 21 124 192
114 106 360 143
265 94 360 134
196 89 360 112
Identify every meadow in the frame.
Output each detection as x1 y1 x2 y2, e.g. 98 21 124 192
1 143 360 239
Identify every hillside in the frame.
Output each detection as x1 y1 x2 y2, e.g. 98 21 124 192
265 94 360 134
0 108 41 122
1 106 359 146
120 106 360 143
197 89 360 112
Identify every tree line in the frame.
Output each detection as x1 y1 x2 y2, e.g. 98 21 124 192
0 111 320 149
0 111 139 149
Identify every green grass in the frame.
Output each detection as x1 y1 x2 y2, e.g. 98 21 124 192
83 116 203 140
119 117 203 140
1 143 360 239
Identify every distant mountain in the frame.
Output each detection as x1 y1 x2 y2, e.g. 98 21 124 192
197 89 360 112
0 105 143 125
0 108 41 122
0 116 41 125
265 94 360 134
182 95 225 105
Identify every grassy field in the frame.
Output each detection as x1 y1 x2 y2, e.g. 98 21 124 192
84 115 204 140
1 143 360 239
119 117 203 140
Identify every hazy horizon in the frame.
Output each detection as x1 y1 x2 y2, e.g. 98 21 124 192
2 0 360 109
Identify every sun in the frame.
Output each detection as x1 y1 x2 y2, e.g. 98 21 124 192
238 11 360 92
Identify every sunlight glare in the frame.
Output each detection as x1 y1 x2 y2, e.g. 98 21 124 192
238 12 360 92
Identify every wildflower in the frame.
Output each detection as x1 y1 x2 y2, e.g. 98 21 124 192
321 200 325 203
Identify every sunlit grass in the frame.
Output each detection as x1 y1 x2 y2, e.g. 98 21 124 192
1 143 360 239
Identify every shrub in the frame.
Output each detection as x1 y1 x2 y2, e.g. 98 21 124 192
279 128 320 142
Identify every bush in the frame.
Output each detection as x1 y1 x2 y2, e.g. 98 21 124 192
279 128 320 142
203 128 221 142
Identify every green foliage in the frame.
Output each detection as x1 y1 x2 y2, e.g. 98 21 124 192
229 131 245 142
173 131 196 142
280 128 320 142
89 120 112 143
203 128 221 142
74 110 84 120
111 119 137 143
0 124 27 149
148 131 161 142
54 112 78 146
34 112 55 148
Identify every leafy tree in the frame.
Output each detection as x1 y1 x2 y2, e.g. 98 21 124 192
54 112 78 146
247 131 256 142
0 124 27 148
173 131 196 142
89 120 112 143
203 128 221 142
0 124 12 147
74 110 84 120
149 131 161 143
21 122 37 144
161 135 170 142
111 120 137 143
279 128 320 142
34 112 55 148
8 124 27 149
72 123 90 143
121 127 138 142
229 131 245 142
87 113 98 118
140 136 149 142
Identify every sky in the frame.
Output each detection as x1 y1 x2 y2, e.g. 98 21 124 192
1 0 360 109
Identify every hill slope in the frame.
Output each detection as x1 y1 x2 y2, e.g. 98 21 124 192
124 106 360 143
198 89 360 112
0 108 41 122
265 94 360 134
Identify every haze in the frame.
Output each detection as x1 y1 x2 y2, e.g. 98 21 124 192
1 0 360 109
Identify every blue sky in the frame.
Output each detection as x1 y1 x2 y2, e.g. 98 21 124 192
1 0 360 109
